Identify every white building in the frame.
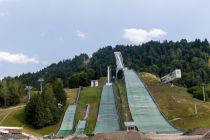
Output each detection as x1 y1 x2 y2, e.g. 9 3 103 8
161 69 181 83
91 80 98 87
124 122 136 131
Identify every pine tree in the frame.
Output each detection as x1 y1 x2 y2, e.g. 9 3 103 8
52 79 67 105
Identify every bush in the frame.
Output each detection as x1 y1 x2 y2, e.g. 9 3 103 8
187 86 209 101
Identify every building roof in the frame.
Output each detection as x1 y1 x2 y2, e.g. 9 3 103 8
124 122 136 127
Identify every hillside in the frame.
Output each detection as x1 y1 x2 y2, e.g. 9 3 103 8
2 72 210 136
75 77 106 134
0 88 75 136
2 39 210 136
0 77 106 136
15 39 210 90
140 72 210 130
112 72 210 131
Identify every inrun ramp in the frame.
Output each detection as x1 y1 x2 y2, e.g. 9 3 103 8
57 105 76 137
94 85 121 133
123 69 179 133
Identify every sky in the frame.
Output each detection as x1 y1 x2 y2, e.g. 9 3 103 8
0 0 210 79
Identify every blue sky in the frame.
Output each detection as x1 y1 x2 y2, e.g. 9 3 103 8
0 0 210 79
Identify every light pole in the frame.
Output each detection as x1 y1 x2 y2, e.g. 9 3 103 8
25 86 32 103
202 83 206 102
38 78 44 94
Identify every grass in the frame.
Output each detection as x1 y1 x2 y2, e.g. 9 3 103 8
0 104 63 136
5 71 209 134
0 105 25 126
1 107 25 126
117 79 133 121
75 77 106 134
0 88 78 136
112 79 133 130
0 78 106 136
140 72 210 131
112 83 125 129
23 123 61 136
65 88 78 104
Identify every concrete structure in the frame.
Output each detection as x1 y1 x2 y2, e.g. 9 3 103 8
114 52 124 77
106 66 112 85
25 86 32 103
124 122 136 131
161 69 181 83
38 78 44 94
114 52 180 133
0 129 30 140
0 127 22 130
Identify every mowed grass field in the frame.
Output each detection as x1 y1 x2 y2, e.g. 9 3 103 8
0 78 105 136
0 105 25 126
0 104 63 136
0 88 79 136
75 77 106 134
140 72 210 131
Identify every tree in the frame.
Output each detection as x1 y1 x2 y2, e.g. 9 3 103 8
42 83 56 108
16 39 210 90
52 79 67 105
0 78 25 107
25 94 48 128
25 82 66 128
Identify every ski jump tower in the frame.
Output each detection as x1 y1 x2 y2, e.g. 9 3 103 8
114 52 125 78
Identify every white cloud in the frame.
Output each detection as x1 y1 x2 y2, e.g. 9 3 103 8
123 28 167 43
76 30 86 39
0 51 39 64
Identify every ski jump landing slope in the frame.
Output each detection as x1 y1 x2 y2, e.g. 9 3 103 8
57 105 76 137
94 85 121 133
123 69 179 133
74 120 87 135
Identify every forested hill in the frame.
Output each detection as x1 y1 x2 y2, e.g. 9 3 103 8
16 39 210 89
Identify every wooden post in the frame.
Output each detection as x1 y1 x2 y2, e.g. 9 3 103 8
202 83 206 102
